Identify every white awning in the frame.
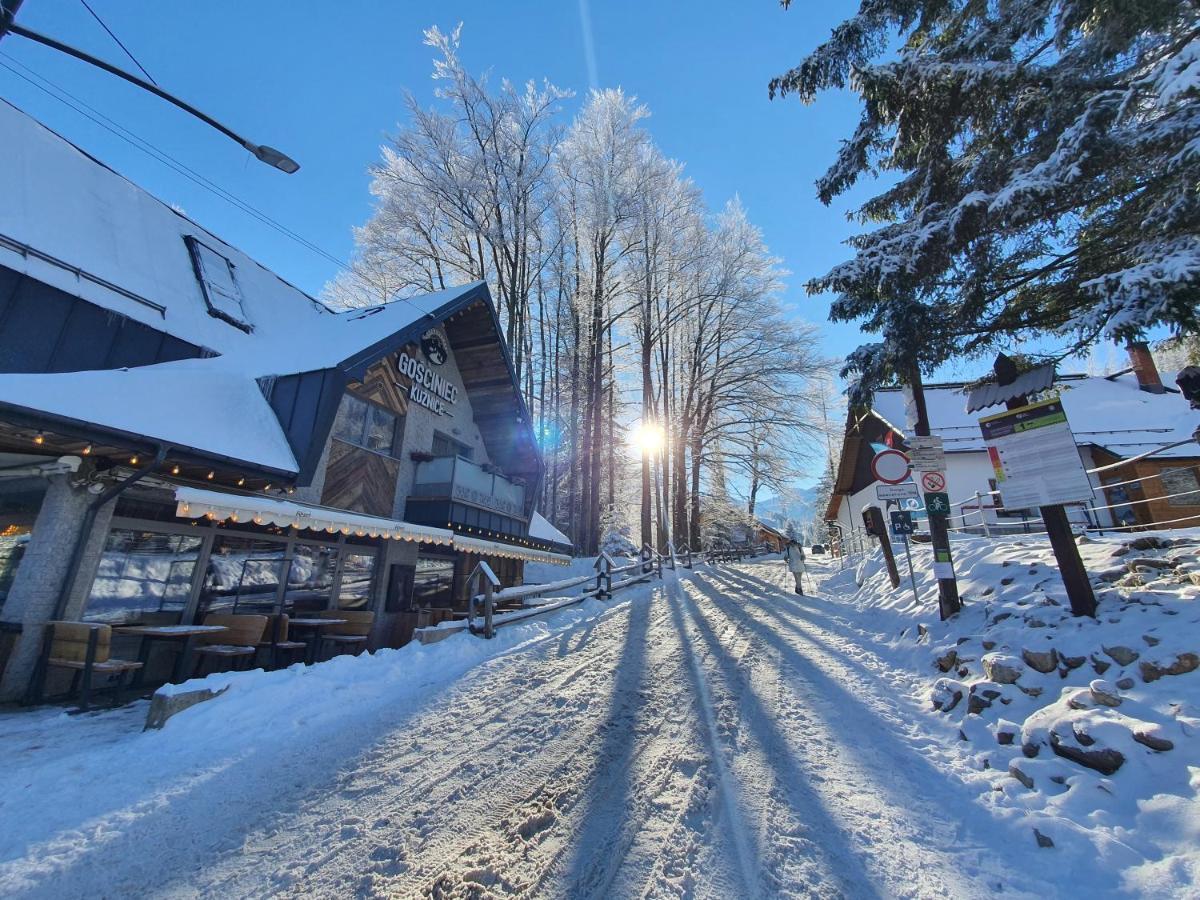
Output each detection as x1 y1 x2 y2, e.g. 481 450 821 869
453 534 572 566
174 486 454 546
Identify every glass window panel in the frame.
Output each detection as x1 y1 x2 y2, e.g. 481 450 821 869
84 529 203 624
0 528 31 612
412 556 455 608
365 406 396 454
337 553 377 610
285 544 339 613
332 396 367 445
199 535 287 618
189 240 249 326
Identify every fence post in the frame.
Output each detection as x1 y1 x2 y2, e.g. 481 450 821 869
594 552 613 600
976 491 990 538
468 561 501 639
641 543 653 576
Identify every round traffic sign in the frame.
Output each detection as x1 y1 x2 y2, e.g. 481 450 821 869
871 449 911 485
921 471 946 492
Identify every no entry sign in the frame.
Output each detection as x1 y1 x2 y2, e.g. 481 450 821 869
920 470 946 492
871 449 911 485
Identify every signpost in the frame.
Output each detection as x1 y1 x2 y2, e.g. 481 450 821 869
920 470 946 493
889 511 921 606
968 354 1096 618
908 436 946 472
923 491 950 516
871 449 911 485
876 482 919 501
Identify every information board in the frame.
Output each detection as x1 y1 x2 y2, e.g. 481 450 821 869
876 483 919 501
908 436 946 472
978 398 1094 508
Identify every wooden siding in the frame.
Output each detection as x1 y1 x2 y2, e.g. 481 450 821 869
1093 448 1200 529
320 439 399 517
348 353 409 416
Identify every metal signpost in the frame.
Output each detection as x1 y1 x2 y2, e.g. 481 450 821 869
908 435 946 473
889 510 921 605
876 482 919 501
871 449 911 485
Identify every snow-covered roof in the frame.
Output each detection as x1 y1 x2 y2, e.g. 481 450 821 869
0 100 494 474
872 372 1198 459
530 511 572 547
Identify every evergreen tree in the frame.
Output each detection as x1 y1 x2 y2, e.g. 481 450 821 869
772 0 1200 395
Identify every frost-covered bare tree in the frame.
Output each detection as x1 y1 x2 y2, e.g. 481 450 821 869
331 26 829 554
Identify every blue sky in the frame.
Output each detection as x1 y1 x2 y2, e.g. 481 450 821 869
0 0 875 363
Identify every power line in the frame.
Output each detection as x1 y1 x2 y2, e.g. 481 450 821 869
78 0 156 85
0 52 441 321
0 52 345 269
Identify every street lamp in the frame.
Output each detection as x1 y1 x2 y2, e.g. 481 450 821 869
1 12 299 174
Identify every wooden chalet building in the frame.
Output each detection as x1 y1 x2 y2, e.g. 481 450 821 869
0 101 571 701
825 352 1200 551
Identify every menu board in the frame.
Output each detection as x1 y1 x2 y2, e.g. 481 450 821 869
978 398 1094 508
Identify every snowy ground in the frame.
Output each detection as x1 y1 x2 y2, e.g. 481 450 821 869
0 547 1195 898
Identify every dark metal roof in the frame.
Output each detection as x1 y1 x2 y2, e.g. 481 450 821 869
965 364 1056 413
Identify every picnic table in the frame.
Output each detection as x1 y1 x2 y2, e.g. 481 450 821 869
287 617 348 664
115 624 228 687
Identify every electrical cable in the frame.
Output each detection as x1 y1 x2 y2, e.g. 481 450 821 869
78 0 156 85
0 52 441 320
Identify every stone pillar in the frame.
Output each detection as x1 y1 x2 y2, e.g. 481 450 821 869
0 475 112 702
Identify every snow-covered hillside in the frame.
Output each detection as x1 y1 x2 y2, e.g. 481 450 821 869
827 531 1200 895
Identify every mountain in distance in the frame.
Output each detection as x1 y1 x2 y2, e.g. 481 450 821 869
755 485 819 532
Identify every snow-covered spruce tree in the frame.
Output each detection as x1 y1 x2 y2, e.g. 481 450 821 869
772 0 1200 391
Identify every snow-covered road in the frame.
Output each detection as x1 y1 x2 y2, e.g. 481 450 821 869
3 559 1061 898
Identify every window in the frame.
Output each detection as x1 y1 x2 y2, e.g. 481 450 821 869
333 394 403 458
84 529 203 624
412 556 455 608
198 535 288 618
431 431 472 460
185 236 251 331
337 552 377 610
284 543 339 612
1161 466 1200 508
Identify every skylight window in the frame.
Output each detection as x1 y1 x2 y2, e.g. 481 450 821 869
185 236 251 331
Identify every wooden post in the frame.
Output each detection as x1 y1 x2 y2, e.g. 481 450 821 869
998 387 1096 618
905 365 961 619
594 553 613 599
862 505 901 588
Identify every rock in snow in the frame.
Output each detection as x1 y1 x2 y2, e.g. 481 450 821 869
982 653 1024 684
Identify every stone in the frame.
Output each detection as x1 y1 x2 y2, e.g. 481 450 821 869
1140 653 1200 683
992 612 1013 623
144 685 230 731
1001 577 1015 586
1103 645 1140 666
983 654 1024 684
931 678 964 713
1116 677 1135 691
1022 647 1059 674
1019 685 1044 698
982 640 996 651
1034 829 1055 849
1110 546 1131 557
935 649 958 672
1089 680 1122 708
967 693 991 716
1129 536 1170 551
1130 557 1172 570
1022 742 1040 758
957 666 970 678
1061 654 1086 670
1066 690 1095 711
1133 731 1174 752
1050 735 1125 775
1009 763 1035 789
1091 657 1111 676
917 623 929 638
1143 634 1161 647
998 731 1015 745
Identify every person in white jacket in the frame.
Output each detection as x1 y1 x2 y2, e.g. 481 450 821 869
785 540 807 595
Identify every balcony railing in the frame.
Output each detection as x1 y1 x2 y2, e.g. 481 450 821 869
411 456 525 519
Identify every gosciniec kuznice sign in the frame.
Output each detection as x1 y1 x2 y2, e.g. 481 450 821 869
397 330 458 415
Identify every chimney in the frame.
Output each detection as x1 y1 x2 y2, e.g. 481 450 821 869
1127 342 1164 394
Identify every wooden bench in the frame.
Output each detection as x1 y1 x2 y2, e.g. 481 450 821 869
316 609 374 659
193 613 268 676
28 622 142 711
